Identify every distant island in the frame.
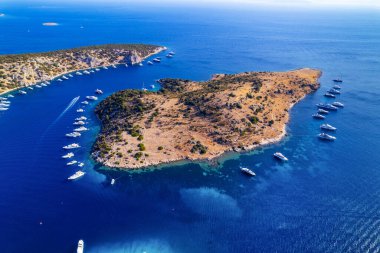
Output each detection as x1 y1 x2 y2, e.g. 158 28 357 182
42 22 59 26
0 44 165 94
93 68 321 169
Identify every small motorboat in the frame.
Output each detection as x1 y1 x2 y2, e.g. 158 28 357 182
318 133 336 141
273 152 288 161
240 167 256 177
320 124 337 131
312 113 325 120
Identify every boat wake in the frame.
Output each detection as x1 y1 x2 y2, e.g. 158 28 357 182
52 96 80 125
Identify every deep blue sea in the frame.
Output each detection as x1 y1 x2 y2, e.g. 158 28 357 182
0 1 380 252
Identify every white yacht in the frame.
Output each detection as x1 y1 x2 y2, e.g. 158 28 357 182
125 64 128 67
41 83 48 86
166 54 173 58
0 107 8 111
62 76 69 80
147 61 153 65
69 74 74 77
274 152 289 161
320 124 337 131
112 65 117 68
0 102 10 107
324 92 335 98
19 90 27 95
150 84 155 89
27 86 33 90
332 102 344 107
62 152 74 159
318 109 329 114
77 108 85 113
153 58 161 63
78 162 84 167
86 96 98 101
68 171 85 181
240 167 256 177
67 160 78 166
0 97 7 101
316 103 338 111
103 66 108 70
63 143 80 149
76 71 83 76
90 70 95 73
74 126 89 132
95 89 103 94
35 85 42 88
81 101 89 105
77 240 84 253
7 95 14 98
169 51 175 55
95 68 100 71
318 133 336 141
57 79 63 82
83 70 90 75
66 132 81 138
328 88 340 94
76 116 87 121
73 121 86 125
139 63 143 67
312 113 325 120
46 81 51 84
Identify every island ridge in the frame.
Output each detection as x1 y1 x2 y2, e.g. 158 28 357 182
93 68 321 169
0 44 165 95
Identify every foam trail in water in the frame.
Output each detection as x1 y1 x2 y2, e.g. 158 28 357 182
51 96 80 125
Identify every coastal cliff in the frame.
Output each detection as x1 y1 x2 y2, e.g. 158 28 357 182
93 68 321 169
0 44 165 94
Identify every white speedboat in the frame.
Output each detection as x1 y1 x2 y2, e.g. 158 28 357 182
69 74 74 77
90 70 95 73
95 68 100 71
68 171 85 181
19 90 27 95
62 75 69 80
73 121 86 125
103 66 108 70
320 124 337 131
312 113 325 120
95 89 103 94
46 81 51 84
76 116 87 121
147 61 153 65
274 152 288 161
35 85 42 88
7 95 14 98
57 79 63 82
67 160 78 166
318 133 336 141
27 86 33 90
77 108 84 113
66 132 81 138
86 96 98 101
81 101 89 105
318 109 329 114
83 70 90 75
74 126 88 132
240 167 256 177
112 65 117 68
63 143 80 149
332 102 344 107
324 92 335 98
62 152 74 159
316 103 338 111
139 63 143 67
76 71 83 76
78 162 84 167
125 64 128 67
111 178 115 185
41 83 48 86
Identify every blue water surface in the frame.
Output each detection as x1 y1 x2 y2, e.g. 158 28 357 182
0 2 380 252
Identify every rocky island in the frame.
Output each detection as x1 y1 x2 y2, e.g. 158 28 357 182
93 68 321 169
0 44 165 94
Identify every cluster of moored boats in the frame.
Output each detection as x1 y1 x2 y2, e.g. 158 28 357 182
312 77 345 141
240 77 345 177
64 89 103 181
0 96 11 111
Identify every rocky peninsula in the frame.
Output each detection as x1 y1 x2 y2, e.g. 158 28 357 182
93 68 321 169
0 44 165 94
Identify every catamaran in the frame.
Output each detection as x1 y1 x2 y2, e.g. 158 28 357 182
274 152 288 161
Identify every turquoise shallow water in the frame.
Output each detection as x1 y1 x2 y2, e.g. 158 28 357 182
0 2 380 252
